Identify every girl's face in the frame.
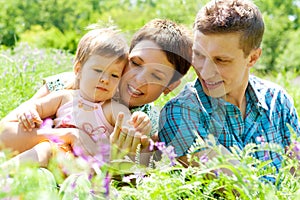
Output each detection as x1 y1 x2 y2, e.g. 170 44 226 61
76 55 126 102
119 40 177 107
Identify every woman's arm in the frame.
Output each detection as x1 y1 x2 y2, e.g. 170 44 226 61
31 84 51 100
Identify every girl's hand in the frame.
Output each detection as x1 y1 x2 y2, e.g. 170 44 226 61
17 108 42 131
130 111 151 136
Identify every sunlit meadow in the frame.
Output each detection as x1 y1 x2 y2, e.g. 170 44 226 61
1 44 300 199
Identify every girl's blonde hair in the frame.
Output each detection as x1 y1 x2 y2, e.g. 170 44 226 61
68 25 128 89
74 26 128 67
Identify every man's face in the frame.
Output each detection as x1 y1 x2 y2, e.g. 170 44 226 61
192 31 255 100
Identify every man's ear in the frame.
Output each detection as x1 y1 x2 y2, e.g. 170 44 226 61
163 80 181 95
247 48 262 68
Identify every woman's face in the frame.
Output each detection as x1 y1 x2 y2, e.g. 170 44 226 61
119 40 176 107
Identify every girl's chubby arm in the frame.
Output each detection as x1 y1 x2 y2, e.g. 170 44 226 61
17 90 72 131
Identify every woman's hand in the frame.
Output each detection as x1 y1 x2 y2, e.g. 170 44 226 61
36 127 98 157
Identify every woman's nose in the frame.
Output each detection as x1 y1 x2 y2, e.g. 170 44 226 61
134 69 148 84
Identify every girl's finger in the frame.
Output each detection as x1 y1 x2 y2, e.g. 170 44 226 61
135 118 150 132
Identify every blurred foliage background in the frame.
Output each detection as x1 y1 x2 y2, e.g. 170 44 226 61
1 0 300 73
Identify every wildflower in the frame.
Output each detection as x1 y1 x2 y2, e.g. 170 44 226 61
93 154 104 165
73 195 79 200
71 180 77 189
164 146 177 166
256 136 265 146
263 151 269 161
88 173 93 181
293 141 300 153
200 154 208 163
213 169 220 178
243 178 249 183
72 146 89 162
47 135 64 145
149 139 155 151
155 142 166 151
154 142 177 166
40 117 53 129
103 173 111 197
23 61 29 71
122 174 137 183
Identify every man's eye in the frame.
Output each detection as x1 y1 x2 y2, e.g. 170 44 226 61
94 69 103 73
215 58 229 63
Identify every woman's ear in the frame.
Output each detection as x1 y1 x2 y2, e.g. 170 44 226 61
163 80 181 95
247 48 262 68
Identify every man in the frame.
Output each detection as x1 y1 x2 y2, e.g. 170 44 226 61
158 0 300 171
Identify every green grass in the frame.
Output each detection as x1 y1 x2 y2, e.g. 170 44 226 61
1 44 300 199
0 43 73 119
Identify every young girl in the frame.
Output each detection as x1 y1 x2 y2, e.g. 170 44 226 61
9 27 151 167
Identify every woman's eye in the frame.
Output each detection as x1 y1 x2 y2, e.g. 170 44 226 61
130 60 141 67
152 73 162 80
94 69 103 73
193 52 200 57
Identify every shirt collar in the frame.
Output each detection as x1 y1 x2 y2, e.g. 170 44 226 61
194 75 269 114
247 75 269 111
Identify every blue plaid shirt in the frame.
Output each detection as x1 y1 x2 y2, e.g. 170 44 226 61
158 75 300 171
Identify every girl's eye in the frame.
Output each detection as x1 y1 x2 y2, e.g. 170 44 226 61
94 69 103 73
111 74 119 78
